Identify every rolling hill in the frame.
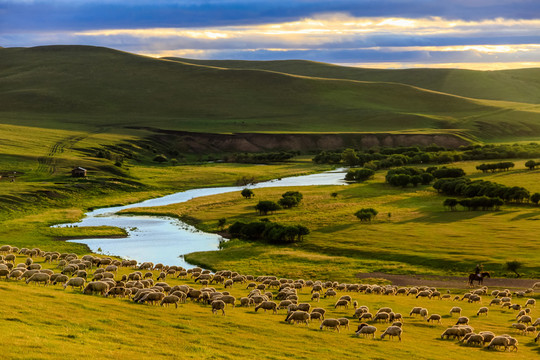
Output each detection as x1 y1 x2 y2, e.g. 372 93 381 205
168 58 540 105
1 45 540 139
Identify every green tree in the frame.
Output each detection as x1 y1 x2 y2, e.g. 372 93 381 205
341 148 360 167
505 260 523 277
255 201 281 215
241 188 254 199
217 218 227 231
153 154 168 163
443 198 458 211
355 208 378 222
531 192 540 205
525 160 538 170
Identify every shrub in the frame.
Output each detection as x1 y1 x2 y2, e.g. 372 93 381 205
153 154 168 163
355 208 378 222
255 201 281 215
241 188 254 199
345 168 375 182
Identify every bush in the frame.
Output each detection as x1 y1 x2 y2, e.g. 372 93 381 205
241 188 254 199
255 201 281 215
345 168 375 182
431 167 465 179
228 220 309 244
278 191 303 209
505 260 523 277
355 208 378 222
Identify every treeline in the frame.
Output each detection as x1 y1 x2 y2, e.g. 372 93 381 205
434 178 530 203
313 142 540 168
384 166 464 187
225 151 297 163
476 162 514 172
228 220 309 244
443 197 504 211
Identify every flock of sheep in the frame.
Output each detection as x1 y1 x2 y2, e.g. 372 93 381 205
1 244 540 353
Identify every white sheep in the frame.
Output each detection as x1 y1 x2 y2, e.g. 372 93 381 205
426 314 442 324
355 323 377 338
476 307 488 316
380 325 402 341
525 298 536 308
449 307 462 316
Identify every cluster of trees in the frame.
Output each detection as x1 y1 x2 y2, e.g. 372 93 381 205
443 197 504 211
313 147 458 169
225 151 297 164
313 143 540 169
344 168 375 182
434 178 530 203
458 143 540 160
228 220 309 244
430 167 466 179
385 167 433 187
278 191 303 208
252 191 303 214
354 208 378 222
525 160 540 170
476 162 515 173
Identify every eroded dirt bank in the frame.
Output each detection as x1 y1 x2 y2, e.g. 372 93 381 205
135 128 472 153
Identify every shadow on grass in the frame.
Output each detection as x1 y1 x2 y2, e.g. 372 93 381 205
510 211 540 221
395 210 487 224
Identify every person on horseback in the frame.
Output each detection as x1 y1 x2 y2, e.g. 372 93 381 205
474 264 483 275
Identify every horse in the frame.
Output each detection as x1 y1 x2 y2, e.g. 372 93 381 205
468 272 490 286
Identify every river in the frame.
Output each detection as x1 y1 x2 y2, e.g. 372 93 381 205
56 168 348 268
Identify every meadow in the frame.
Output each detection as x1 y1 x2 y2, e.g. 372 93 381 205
0 252 538 360
124 159 540 281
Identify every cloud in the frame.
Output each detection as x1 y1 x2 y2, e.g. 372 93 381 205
1 3 539 69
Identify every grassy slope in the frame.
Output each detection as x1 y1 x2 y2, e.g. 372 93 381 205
169 58 540 104
0 253 538 359
125 160 540 280
1 45 540 139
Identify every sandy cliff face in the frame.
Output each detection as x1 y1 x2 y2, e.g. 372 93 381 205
147 130 471 153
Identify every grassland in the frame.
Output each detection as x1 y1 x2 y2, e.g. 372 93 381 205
121 159 540 281
2 45 540 139
0 252 538 360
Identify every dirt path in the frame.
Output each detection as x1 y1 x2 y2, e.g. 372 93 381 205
357 272 540 290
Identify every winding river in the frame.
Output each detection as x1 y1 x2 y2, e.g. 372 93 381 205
56 168 348 268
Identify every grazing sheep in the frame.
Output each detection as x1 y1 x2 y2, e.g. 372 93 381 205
440 327 470 340
487 336 513 351
426 314 442 324
160 295 180 308
337 318 350 330
211 300 226 315
517 315 532 325
255 301 278 314
466 334 484 347
525 299 536 308
324 289 337 298
297 303 311 313
532 318 540 327
320 318 340 332
7 269 24 281
83 281 110 296
455 316 469 326
355 323 377 338
489 298 501 306
311 308 326 320
138 292 165 305
25 273 50 286
373 312 390 323
311 292 320 302
63 277 86 290
449 307 462 316
240 297 254 307
334 299 349 309
380 326 402 341
310 312 324 322
409 307 427 317
416 290 432 299
220 295 236 307
512 323 527 334
525 326 537 335
286 311 310 326
477 307 489 316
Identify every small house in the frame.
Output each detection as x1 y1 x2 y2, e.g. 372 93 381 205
71 167 87 177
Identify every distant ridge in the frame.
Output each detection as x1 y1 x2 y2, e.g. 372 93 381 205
167 58 540 104
1 45 540 139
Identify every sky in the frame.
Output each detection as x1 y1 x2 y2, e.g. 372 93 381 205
1 0 540 69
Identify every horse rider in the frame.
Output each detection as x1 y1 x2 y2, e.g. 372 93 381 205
474 264 483 275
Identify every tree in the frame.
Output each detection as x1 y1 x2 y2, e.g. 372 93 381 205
355 208 378 222
341 148 360 167
241 188 254 199
345 168 374 182
443 198 458 211
217 218 227 231
531 192 540 205
255 201 281 215
505 260 523 277
330 192 338 199
278 191 303 208
525 160 538 170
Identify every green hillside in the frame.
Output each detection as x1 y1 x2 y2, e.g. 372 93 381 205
1 45 540 139
169 58 540 104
